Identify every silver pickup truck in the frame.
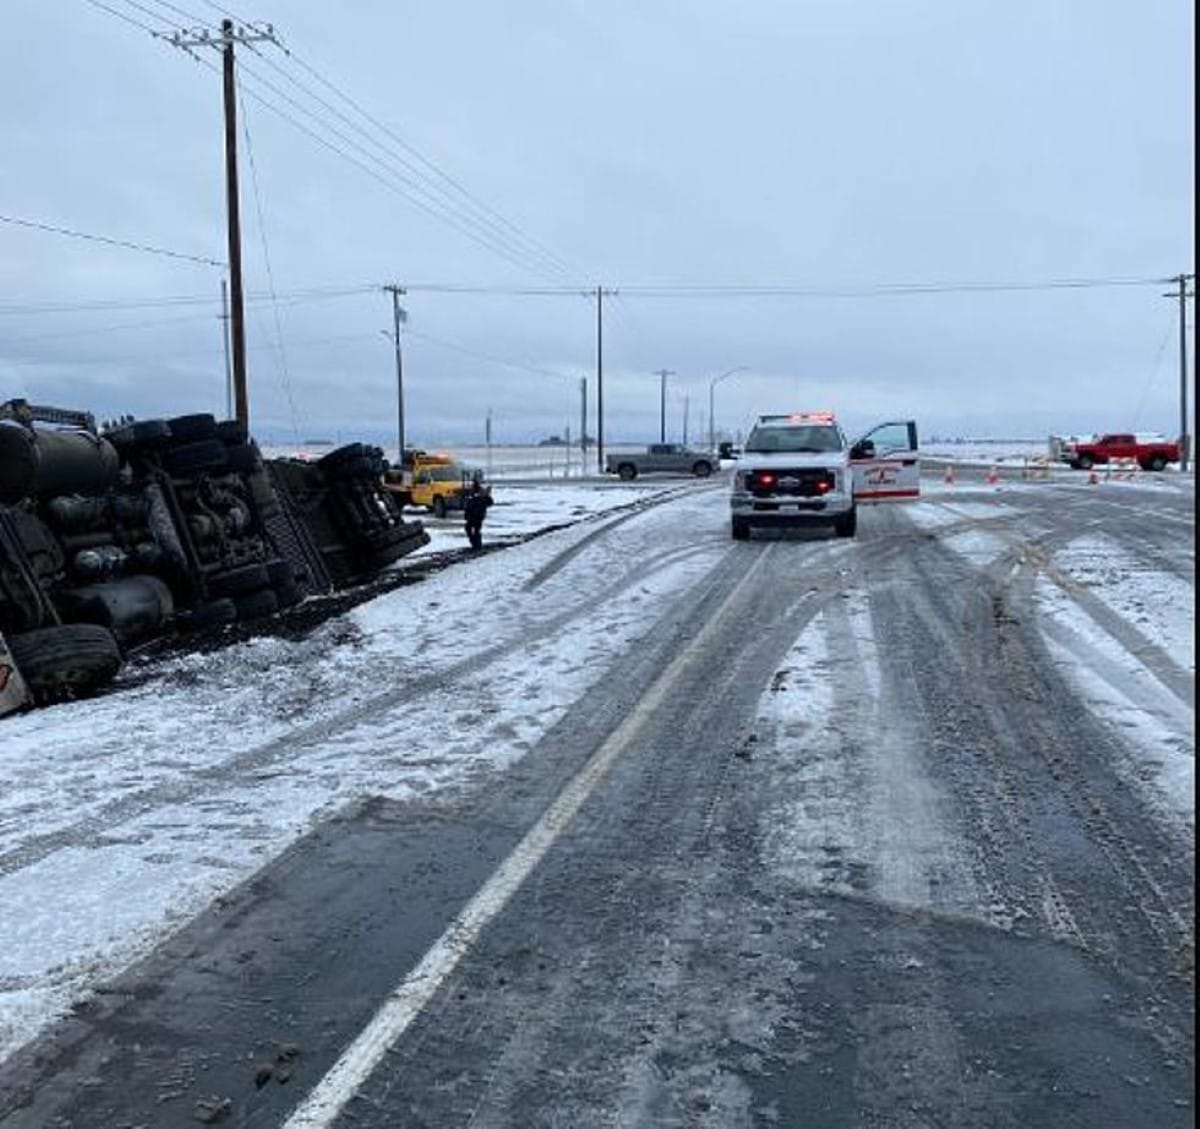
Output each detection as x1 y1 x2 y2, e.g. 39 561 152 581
604 444 719 480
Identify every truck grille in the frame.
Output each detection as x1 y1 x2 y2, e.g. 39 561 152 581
747 469 834 497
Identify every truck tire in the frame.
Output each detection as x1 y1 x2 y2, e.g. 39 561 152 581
432 495 448 518
617 463 637 481
731 517 750 541
233 587 279 622
215 419 249 446
167 413 219 442
317 443 370 471
224 442 262 475
178 597 238 631
263 558 301 607
6 624 122 703
691 460 714 477
1147 454 1167 472
835 508 858 538
54 576 175 644
1076 454 1094 470
325 455 382 479
105 418 172 453
161 440 230 477
208 562 270 597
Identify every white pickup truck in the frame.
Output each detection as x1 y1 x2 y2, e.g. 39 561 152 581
729 412 919 539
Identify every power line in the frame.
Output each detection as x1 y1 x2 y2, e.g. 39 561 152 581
278 45 583 283
1 212 225 267
139 0 213 24
86 0 585 284
611 276 1170 298
2 273 1174 317
230 56 578 284
77 0 164 36
116 0 189 30
406 328 578 382
177 42 573 284
239 84 303 444
242 49 580 285
0 285 376 317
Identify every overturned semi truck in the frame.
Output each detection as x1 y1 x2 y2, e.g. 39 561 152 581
0 400 428 715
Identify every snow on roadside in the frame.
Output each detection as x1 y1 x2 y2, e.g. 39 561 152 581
0 484 723 1064
1036 577 1194 830
1049 534 1195 674
401 481 656 556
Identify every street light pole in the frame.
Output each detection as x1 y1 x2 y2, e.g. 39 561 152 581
708 366 749 452
653 368 675 442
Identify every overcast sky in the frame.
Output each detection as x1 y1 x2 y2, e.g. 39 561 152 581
3 0 1194 448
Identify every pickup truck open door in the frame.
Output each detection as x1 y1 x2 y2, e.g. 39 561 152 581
850 420 920 502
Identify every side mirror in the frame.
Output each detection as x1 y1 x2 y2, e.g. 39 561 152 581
851 439 875 459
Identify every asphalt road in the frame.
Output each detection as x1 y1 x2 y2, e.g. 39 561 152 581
1 477 1193 1127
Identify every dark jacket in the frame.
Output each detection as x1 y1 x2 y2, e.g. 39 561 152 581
464 488 492 521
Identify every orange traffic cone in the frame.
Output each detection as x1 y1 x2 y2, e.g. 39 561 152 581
1088 469 1099 485
985 467 1000 485
943 465 955 485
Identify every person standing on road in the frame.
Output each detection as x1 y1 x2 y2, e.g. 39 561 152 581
464 478 493 550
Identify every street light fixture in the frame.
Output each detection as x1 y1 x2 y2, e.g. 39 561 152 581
709 366 749 452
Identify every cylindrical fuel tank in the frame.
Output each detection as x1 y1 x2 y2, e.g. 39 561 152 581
30 429 121 498
0 421 38 504
0 424 121 503
53 575 175 645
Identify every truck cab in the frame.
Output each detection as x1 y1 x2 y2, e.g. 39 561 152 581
383 451 478 517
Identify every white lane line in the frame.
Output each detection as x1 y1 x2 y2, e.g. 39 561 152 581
283 545 774 1128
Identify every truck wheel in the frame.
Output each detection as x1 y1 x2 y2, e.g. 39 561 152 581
1147 455 1167 472
835 508 858 538
6 624 122 703
731 517 750 541
178 597 238 631
233 587 280 622
225 442 262 475
433 496 447 518
617 463 637 481
160 440 230 477
209 562 270 597
106 418 172 453
1076 454 1094 470
692 461 714 477
215 419 249 446
317 443 370 470
167 413 219 442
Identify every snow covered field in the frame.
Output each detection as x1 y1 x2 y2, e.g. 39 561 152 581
0 467 1193 1070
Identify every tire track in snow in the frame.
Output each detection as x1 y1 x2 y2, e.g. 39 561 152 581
0 519 723 881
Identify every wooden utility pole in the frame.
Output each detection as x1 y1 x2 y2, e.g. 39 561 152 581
169 20 278 428
220 20 247 426
219 279 232 418
590 287 618 472
1174 273 1194 473
596 288 605 473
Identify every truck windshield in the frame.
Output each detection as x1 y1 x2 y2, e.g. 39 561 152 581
428 466 462 481
744 426 844 454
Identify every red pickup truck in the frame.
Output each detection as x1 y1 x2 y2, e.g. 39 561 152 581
1061 433 1179 472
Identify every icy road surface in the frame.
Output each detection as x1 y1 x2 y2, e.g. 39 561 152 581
0 471 1193 1127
